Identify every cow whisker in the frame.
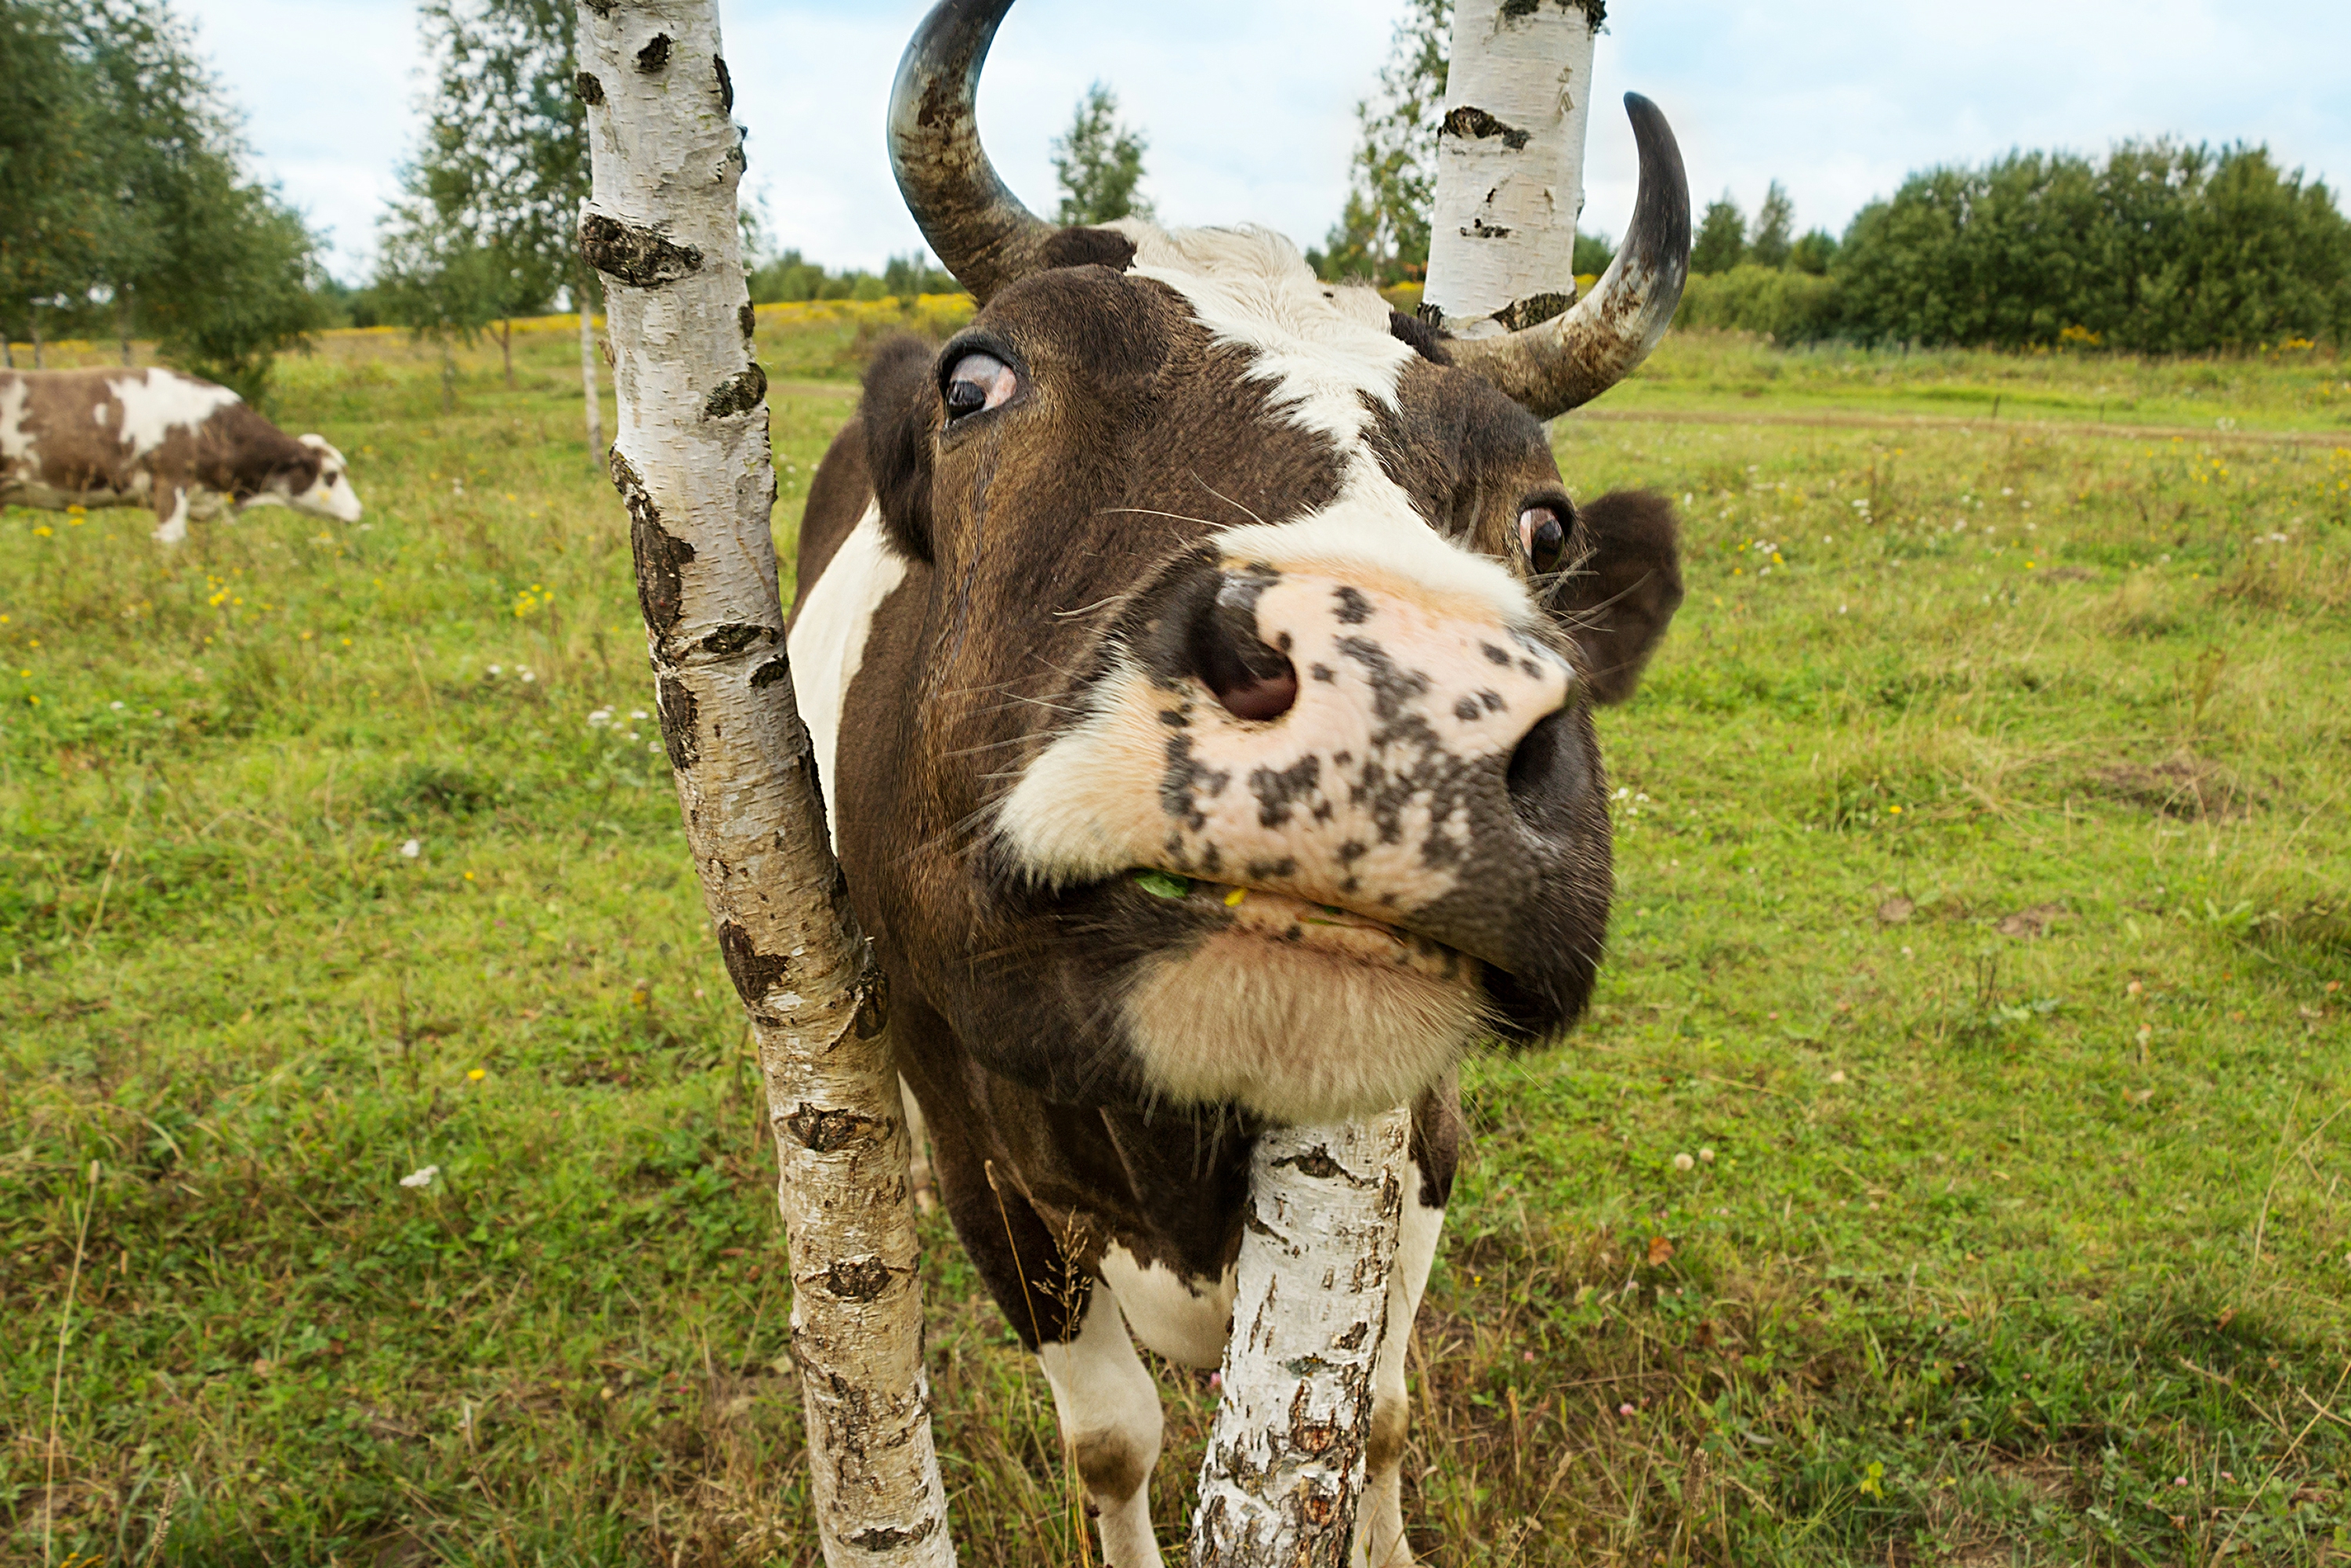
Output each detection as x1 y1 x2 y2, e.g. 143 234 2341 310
1097 505 1224 531
1190 476 1270 530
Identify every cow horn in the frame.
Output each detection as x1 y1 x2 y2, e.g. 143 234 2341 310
889 0 1055 303
1446 94 1691 420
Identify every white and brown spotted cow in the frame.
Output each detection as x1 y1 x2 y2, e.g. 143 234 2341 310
0 366 361 543
783 4 1689 1562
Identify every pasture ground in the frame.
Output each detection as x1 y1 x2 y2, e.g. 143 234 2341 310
5 305 2350 1566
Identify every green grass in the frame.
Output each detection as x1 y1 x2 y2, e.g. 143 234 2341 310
1595 328 2351 434
5 315 2349 1566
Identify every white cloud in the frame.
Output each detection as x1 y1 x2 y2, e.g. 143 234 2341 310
178 0 418 281
171 0 2349 284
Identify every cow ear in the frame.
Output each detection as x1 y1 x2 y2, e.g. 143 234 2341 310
1556 489 1683 705
860 333 937 560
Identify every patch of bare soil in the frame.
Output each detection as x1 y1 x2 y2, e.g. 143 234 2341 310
1997 904 2067 939
2094 754 2249 820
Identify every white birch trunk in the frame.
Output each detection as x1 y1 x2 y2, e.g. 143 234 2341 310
1422 0 1599 338
1190 1110 1411 1566
574 5 953 1563
576 270 605 459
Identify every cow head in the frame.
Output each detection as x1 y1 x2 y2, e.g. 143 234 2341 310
824 0 1690 1124
277 434 364 524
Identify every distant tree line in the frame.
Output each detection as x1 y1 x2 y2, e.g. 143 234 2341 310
747 251 958 305
0 0 321 399
1684 143 2351 353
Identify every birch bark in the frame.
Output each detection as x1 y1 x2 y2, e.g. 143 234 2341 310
1422 0 1600 338
1190 1110 1412 1567
573 4 952 1562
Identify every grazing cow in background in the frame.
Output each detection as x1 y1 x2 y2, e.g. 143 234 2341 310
780 2 1689 1562
0 366 362 543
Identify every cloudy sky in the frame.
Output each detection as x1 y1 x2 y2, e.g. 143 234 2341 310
178 0 2351 286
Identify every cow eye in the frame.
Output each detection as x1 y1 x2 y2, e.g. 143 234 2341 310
944 351 1018 420
1519 504 1569 576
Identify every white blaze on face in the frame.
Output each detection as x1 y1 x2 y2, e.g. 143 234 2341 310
291 434 364 523
108 368 240 458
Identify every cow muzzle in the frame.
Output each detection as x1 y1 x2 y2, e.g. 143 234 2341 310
998 553 1586 976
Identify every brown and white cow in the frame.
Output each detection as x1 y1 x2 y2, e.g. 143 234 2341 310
785 4 1689 1561
0 366 362 544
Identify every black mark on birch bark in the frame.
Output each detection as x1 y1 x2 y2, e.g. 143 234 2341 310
702 361 767 420
1443 106 1532 151
717 917 788 1008
634 33 671 72
1463 215 1515 239
700 622 774 657
853 966 889 1039
574 71 603 106
1494 291 1574 331
1273 1145 1346 1180
846 1518 939 1552
713 55 733 110
616 452 694 636
656 674 699 769
738 301 756 342
579 212 703 288
749 656 791 690
783 1103 884 1154
1288 1382 1340 1455
824 1256 893 1301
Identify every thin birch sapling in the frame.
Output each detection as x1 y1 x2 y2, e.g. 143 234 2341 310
571 2 952 1561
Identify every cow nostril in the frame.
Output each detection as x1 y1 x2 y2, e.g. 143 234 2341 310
1505 707 1571 817
1188 577 1299 722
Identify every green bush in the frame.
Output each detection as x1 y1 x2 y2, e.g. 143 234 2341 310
1676 263 1842 342
1835 142 2351 353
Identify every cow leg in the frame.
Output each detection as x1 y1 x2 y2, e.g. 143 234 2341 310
1039 1284 1164 1567
151 483 190 545
1354 1160 1446 1568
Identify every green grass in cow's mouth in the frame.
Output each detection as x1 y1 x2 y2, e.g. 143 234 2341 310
4 317 2349 1566
1127 866 1429 948
1131 867 1395 926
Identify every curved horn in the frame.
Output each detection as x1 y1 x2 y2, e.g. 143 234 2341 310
888 0 1055 303
1447 94 1691 420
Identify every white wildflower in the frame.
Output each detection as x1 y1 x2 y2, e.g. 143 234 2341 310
1673 1152 1695 1172
400 838 422 859
399 1165 439 1189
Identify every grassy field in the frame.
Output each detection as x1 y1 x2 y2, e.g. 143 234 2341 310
5 305 2349 1566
